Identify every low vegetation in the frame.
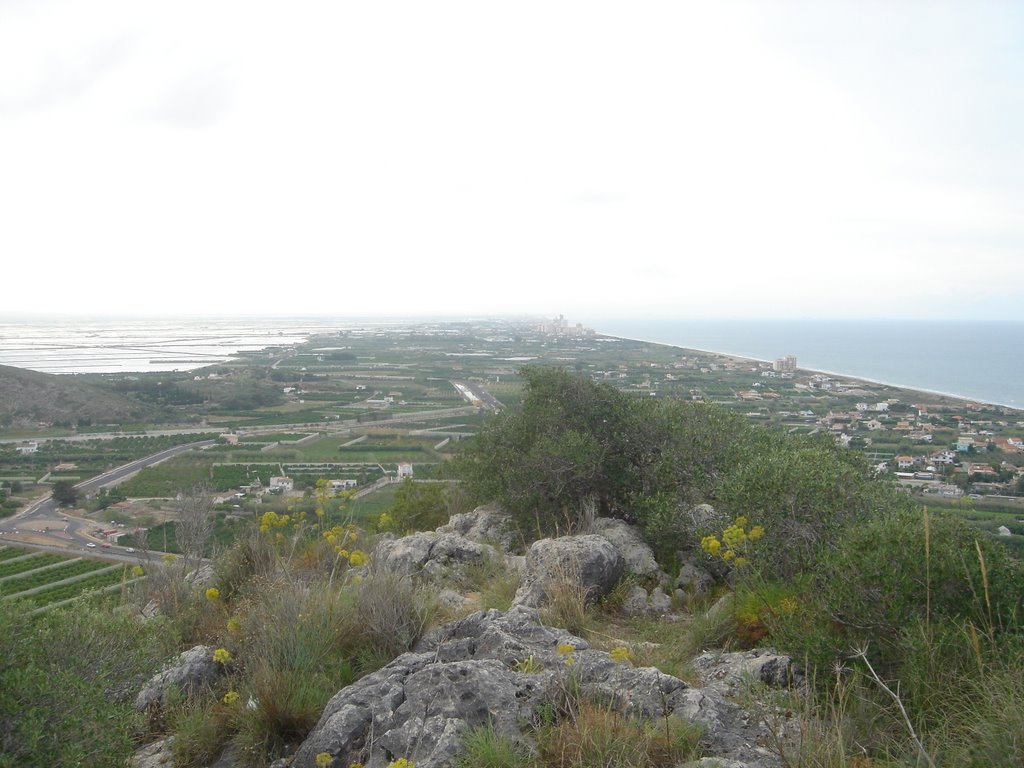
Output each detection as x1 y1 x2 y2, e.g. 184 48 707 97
3 367 1022 767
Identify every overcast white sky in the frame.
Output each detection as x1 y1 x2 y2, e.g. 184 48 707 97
2 1 1022 321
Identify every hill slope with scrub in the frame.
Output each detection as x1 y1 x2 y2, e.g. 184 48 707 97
0 363 160 428
1 367 1022 767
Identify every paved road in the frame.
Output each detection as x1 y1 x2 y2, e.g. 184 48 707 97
0 439 215 557
451 379 502 411
0 426 216 445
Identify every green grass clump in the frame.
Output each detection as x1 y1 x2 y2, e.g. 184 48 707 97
456 724 534 768
537 701 701 768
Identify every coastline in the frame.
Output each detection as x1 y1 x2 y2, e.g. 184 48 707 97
598 332 1023 413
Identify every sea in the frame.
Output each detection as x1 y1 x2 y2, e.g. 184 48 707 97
589 319 1024 410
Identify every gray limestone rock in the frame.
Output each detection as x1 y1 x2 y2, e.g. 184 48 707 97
373 531 502 581
649 585 673 613
183 564 216 588
291 608 780 768
692 648 803 696
512 534 625 608
592 517 661 577
437 503 516 551
134 645 224 712
677 560 715 598
127 739 175 768
623 584 651 616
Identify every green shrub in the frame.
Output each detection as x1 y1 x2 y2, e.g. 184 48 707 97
0 600 179 767
771 508 1024 675
716 435 913 579
214 530 278 600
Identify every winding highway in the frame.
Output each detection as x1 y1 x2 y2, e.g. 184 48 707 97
0 439 215 560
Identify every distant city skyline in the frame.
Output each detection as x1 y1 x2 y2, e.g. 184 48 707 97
2 1 1022 320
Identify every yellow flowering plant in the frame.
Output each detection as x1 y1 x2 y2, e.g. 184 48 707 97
556 642 576 667
259 510 291 535
701 517 764 568
609 646 633 664
212 648 232 664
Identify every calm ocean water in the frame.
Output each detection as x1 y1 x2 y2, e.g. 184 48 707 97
589 319 1024 410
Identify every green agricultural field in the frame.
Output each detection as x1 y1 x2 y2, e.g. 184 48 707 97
0 551 136 610
0 546 31 563
126 514 251 555
25 567 131 608
0 552 68 579
0 558 111 594
119 455 213 497
346 484 400 524
931 497 1024 558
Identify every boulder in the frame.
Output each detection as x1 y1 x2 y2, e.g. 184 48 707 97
688 503 724 529
374 531 502 580
183 564 216 589
649 586 672 613
592 517 661 577
129 739 241 768
291 608 778 768
512 534 624 607
622 584 674 616
437 504 516 551
677 559 715 598
692 648 803 696
128 739 175 768
623 585 651 616
134 645 224 711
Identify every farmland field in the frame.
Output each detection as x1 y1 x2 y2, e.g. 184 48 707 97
0 549 140 610
0 552 69 579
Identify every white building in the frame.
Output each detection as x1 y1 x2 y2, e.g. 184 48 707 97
396 462 414 480
15 442 38 454
269 476 294 492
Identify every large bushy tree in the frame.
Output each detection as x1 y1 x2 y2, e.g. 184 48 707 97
453 366 750 534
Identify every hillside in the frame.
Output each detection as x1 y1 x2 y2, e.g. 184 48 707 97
0 364 158 428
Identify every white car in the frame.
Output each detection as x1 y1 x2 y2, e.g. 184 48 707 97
86 542 97 548
125 547 135 553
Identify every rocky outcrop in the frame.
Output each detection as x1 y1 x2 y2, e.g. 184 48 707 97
692 649 803 697
134 645 224 712
676 559 715 598
591 517 661 577
128 738 175 768
128 740 241 768
373 531 502 581
622 584 674 616
290 607 780 768
437 503 516 551
512 534 624 608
